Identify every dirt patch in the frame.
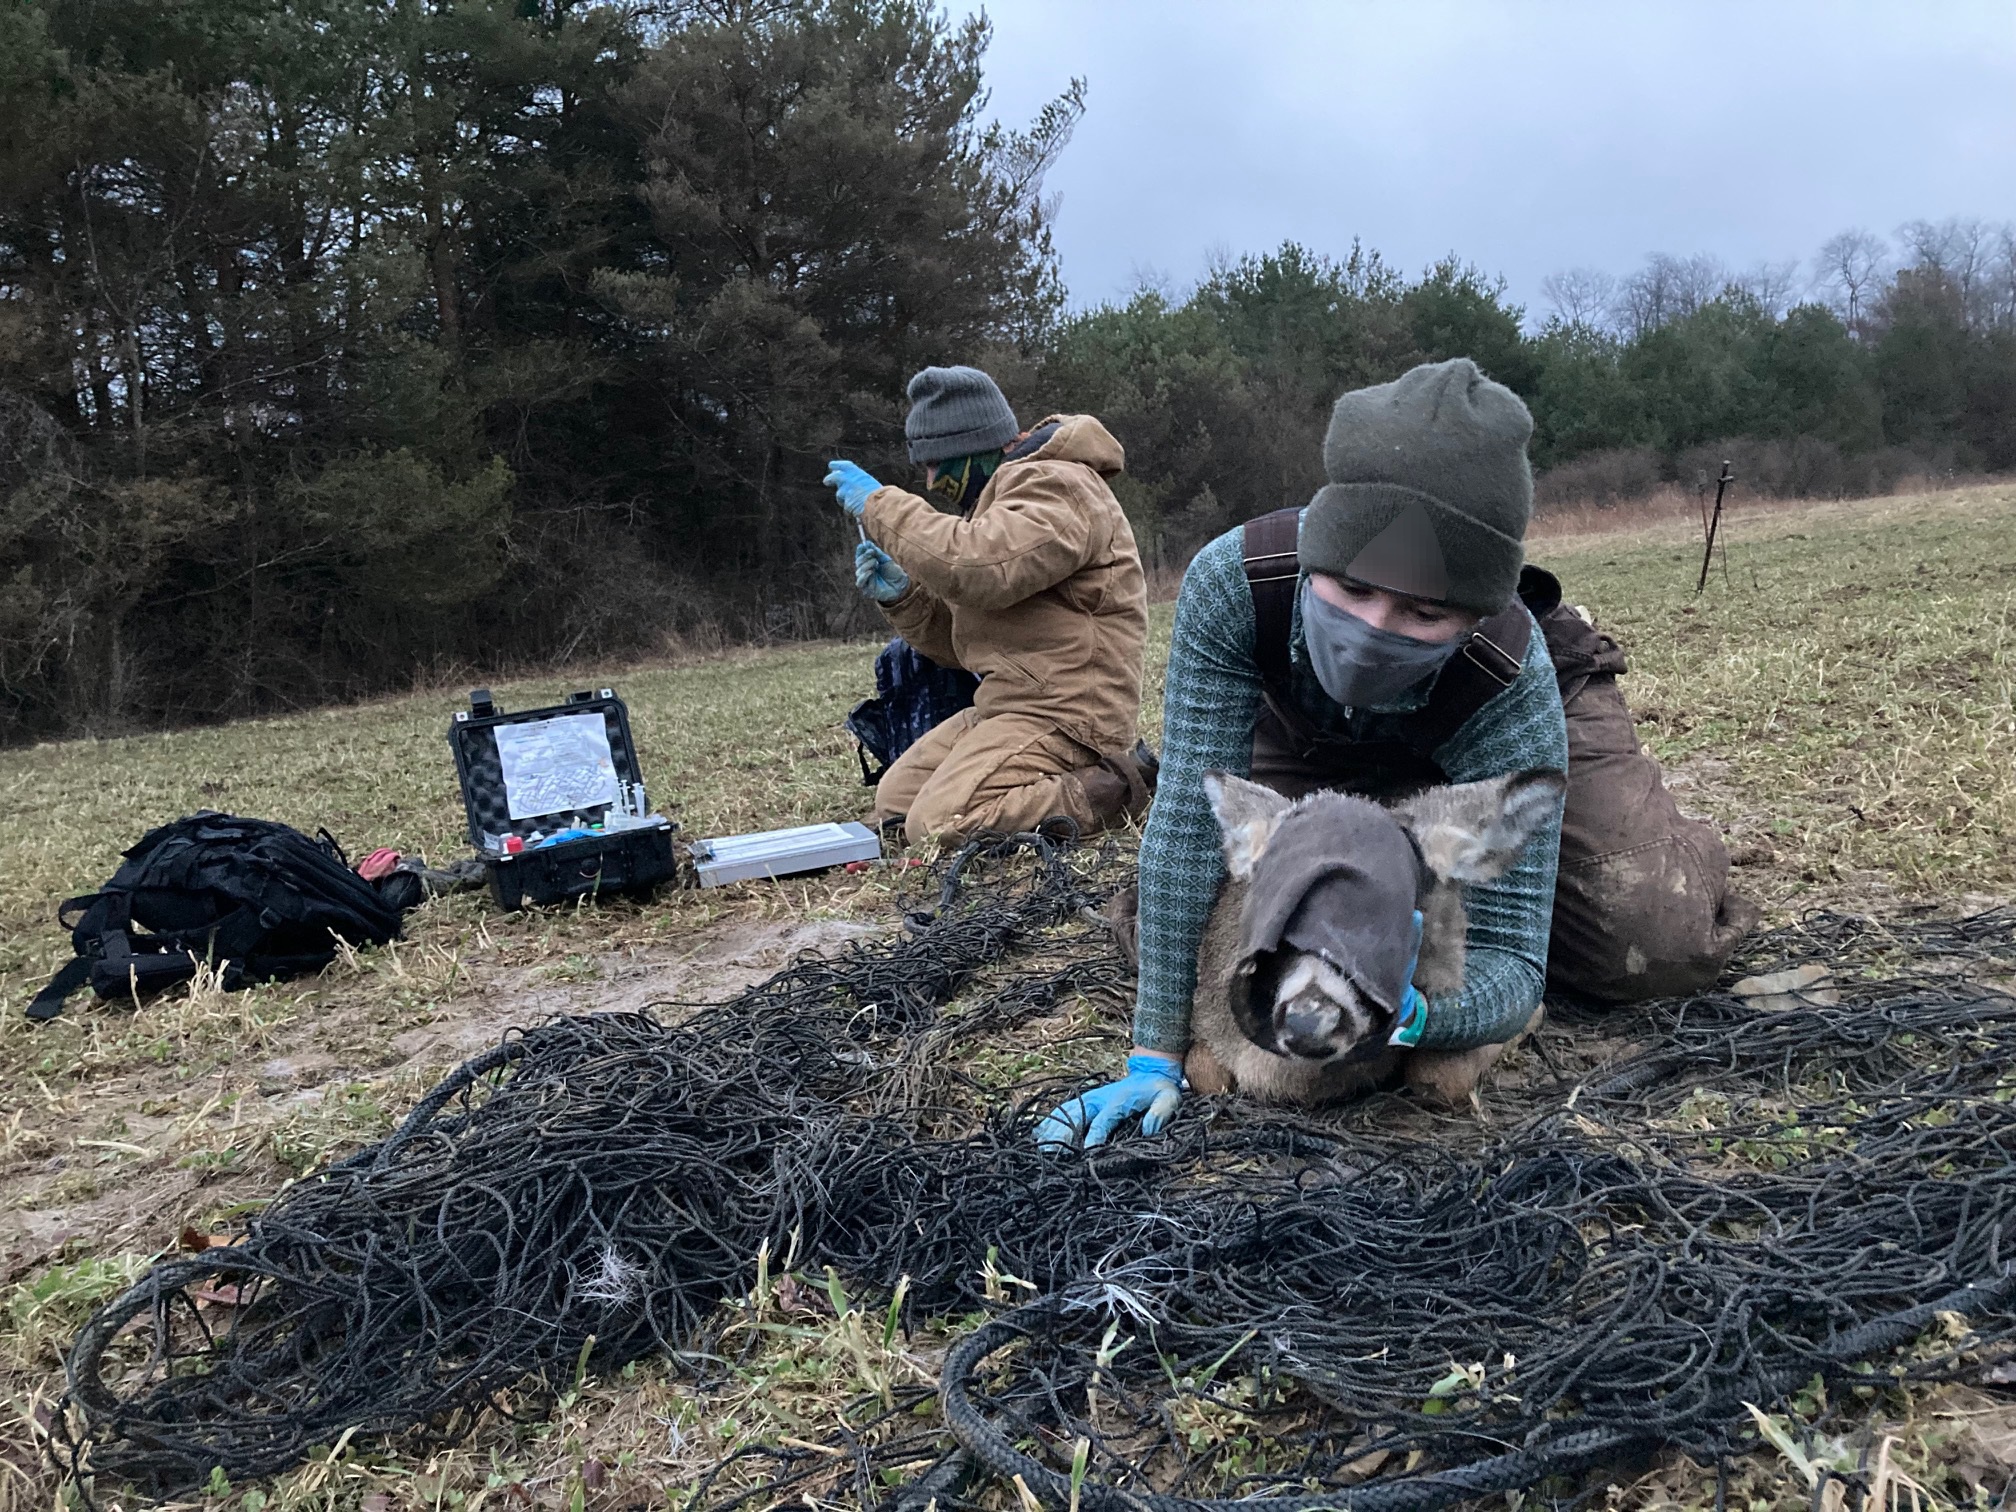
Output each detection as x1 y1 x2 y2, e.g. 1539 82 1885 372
396 914 892 1064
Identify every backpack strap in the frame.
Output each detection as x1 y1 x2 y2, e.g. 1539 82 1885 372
28 890 136 1022
26 958 92 1022
57 893 101 931
1239 505 1533 760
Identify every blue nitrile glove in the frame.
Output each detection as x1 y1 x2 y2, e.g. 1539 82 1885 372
855 540 909 603
1036 1052 1183 1150
824 459 881 516
1388 909 1428 1047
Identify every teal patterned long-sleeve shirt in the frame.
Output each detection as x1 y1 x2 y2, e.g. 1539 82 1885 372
1133 519 1569 1057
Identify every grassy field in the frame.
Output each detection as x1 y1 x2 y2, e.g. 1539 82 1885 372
3 482 2014 1511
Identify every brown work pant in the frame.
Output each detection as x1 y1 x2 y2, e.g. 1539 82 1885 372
1542 649 1758 1002
873 709 1099 845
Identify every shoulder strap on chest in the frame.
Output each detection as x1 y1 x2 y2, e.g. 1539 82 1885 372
1406 603 1532 755
1241 507 1303 694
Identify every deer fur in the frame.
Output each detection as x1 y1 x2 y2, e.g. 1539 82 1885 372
1186 769 1565 1108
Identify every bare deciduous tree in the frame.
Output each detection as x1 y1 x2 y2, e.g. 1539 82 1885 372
1898 217 2005 331
1812 229 1890 334
1994 226 2016 333
1671 253 1730 315
1540 266 1616 329
1733 260 1802 319
1612 253 1726 338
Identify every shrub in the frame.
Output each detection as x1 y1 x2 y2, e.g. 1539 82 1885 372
1533 447 1664 510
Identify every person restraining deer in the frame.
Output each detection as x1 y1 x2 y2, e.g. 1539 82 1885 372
827 358 1754 1151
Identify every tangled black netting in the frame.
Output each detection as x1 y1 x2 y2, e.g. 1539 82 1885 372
54 838 2016 1511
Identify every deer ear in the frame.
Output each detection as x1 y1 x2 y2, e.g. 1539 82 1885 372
1396 769 1566 885
1203 771 1293 883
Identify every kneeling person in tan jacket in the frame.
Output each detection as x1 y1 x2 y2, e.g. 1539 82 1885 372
825 365 1152 844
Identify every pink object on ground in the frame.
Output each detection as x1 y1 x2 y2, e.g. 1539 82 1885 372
356 847 402 881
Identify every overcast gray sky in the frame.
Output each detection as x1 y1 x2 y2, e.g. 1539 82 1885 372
973 0 2016 318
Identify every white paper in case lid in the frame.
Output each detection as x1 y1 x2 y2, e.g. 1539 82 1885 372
493 712 620 821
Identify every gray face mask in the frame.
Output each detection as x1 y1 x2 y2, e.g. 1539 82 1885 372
1299 581 1463 710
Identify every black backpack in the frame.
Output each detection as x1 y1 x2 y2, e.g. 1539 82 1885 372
844 638 981 786
26 813 405 1022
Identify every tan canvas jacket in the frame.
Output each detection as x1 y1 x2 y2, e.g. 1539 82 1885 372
862 414 1147 753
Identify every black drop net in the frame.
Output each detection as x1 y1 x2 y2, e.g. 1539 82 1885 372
52 838 2016 1510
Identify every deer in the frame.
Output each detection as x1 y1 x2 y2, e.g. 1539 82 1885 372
1185 768 1566 1108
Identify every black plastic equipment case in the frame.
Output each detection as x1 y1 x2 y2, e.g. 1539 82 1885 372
448 687 678 910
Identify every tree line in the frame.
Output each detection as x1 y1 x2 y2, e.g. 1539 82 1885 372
1034 226 2016 570
1 0 2010 741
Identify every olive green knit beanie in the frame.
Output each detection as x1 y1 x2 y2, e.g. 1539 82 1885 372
1300 358 1534 616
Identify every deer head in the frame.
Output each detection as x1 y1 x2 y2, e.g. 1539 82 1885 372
1203 769 1564 1062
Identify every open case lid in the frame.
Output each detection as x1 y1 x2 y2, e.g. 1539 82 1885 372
447 687 658 849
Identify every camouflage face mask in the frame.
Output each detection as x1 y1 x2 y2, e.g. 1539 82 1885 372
925 452 1000 511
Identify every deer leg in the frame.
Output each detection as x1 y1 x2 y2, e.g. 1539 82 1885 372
1184 1041 1234 1095
1403 1005 1546 1108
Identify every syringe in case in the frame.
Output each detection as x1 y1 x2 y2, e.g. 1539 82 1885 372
691 821 881 887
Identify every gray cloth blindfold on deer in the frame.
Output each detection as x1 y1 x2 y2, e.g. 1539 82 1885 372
1299 581 1464 710
1232 791 1424 1027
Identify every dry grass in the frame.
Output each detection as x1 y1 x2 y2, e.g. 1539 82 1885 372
1533 482 2016 916
1 482 2014 1512
1526 473 2008 544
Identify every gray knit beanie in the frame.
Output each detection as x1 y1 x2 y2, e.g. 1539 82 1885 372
1300 358 1534 615
904 366 1020 464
